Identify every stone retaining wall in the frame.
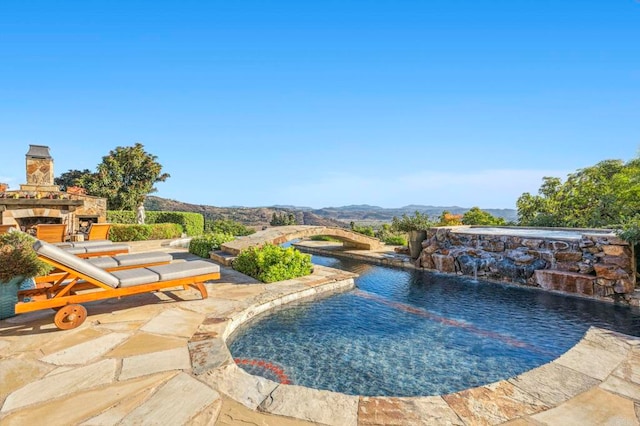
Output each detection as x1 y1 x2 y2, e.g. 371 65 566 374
418 227 636 304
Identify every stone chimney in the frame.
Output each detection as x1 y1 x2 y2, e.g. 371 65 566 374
21 145 59 191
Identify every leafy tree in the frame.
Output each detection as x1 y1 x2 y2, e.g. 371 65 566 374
270 212 297 226
436 210 463 226
391 211 433 232
517 154 640 228
80 143 170 210
54 169 93 191
462 207 506 226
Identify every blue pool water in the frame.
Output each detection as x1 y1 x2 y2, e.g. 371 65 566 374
228 255 640 397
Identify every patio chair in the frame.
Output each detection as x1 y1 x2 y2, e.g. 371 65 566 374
0 224 17 234
35 251 173 286
86 223 112 241
15 240 220 330
35 224 68 243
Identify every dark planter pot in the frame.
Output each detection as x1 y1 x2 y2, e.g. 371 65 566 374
0 276 24 320
407 230 427 259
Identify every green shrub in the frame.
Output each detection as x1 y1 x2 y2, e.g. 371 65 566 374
205 219 255 236
108 224 152 242
0 231 53 281
383 235 407 246
233 244 313 283
148 223 183 239
310 235 340 242
107 210 137 224
188 232 235 258
151 212 203 236
349 223 375 237
107 223 183 242
107 210 204 236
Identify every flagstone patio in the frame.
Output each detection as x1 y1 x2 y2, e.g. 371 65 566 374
1 243 640 425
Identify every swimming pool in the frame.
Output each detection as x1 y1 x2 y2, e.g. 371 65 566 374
228 254 640 397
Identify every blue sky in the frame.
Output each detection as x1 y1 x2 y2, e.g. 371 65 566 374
1 1 638 209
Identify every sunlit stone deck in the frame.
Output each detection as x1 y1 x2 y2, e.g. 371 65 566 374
2 241 640 425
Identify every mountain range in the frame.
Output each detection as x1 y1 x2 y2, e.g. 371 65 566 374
145 196 518 228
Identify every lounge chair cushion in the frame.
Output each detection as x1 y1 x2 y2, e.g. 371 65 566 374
63 246 89 254
68 240 113 247
146 261 220 281
88 257 120 269
111 268 161 288
54 242 74 249
83 243 130 254
114 252 173 267
33 240 121 288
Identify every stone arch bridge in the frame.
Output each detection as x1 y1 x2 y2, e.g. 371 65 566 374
220 225 383 256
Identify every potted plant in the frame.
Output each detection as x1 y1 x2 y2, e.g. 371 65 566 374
391 211 433 259
0 231 53 319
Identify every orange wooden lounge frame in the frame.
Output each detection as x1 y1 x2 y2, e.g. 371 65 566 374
16 254 220 329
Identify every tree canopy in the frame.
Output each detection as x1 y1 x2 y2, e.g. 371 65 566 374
54 169 93 191
516 155 640 228
71 143 169 210
462 207 506 226
270 212 297 226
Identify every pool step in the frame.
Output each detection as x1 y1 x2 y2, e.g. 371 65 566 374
210 250 236 266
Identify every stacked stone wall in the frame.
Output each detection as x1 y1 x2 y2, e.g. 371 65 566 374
418 227 636 304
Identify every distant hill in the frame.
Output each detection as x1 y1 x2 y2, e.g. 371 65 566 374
144 196 518 228
144 196 348 229
308 204 518 223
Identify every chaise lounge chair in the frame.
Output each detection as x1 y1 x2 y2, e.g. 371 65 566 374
15 240 220 330
35 251 174 285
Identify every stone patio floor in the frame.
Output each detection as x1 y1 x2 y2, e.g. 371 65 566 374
2 241 640 425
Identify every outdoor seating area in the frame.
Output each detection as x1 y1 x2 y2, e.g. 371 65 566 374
2 246 640 424
15 240 220 330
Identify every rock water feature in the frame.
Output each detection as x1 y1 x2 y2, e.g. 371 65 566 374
417 226 636 304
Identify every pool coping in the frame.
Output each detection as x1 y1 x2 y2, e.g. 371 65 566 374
190 269 640 425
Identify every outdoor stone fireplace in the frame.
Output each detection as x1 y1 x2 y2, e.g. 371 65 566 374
0 145 107 237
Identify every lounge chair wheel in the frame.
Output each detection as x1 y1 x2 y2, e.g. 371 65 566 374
54 304 87 330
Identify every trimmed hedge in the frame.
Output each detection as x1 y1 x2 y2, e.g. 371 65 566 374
233 244 313 283
108 223 183 242
107 210 204 236
188 232 235 258
383 235 407 246
204 219 255 236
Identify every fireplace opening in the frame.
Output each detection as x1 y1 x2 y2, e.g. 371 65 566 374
15 217 63 236
76 216 99 238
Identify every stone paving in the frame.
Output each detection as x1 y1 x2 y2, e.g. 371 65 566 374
1 241 640 425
